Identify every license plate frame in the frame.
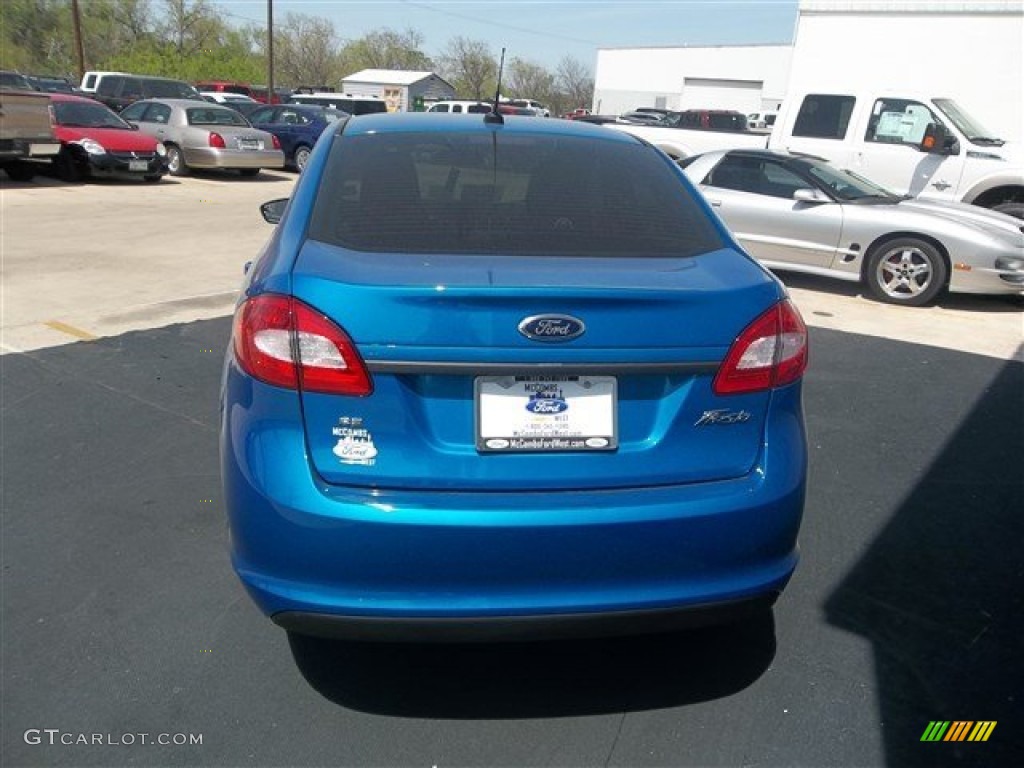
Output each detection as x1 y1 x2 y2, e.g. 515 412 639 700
475 375 618 453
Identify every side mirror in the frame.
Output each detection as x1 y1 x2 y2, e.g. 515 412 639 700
793 188 830 204
920 122 958 155
260 198 288 225
130 123 139 130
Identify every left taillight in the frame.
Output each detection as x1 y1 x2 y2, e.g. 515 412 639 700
232 295 372 396
713 299 808 395
209 132 226 148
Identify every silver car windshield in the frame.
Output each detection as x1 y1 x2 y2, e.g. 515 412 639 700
933 98 1003 145
798 160 899 202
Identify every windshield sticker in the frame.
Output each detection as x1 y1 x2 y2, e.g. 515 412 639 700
331 417 378 466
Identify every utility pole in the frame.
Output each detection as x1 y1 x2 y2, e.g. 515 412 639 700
267 0 274 102
71 0 86 82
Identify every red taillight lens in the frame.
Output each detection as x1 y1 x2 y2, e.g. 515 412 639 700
713 299 808 395
271 134 281 150
232 295 372 396
208 132 226 148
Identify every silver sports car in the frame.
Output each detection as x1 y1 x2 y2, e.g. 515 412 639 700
681 149 1024 306
120 98 284 177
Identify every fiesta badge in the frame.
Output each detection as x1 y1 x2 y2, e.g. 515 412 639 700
518 314 586 342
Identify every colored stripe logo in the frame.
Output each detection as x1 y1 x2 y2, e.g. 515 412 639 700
921 721 996 742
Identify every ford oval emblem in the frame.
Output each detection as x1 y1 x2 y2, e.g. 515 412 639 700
518 314 585 342
525 398 569 414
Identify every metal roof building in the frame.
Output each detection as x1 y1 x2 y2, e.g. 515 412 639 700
340 69 456 112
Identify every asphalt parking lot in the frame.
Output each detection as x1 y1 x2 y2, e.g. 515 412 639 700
2 171 1022 767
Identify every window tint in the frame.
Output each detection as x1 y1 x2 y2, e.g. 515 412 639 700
119 101 148 121
148 104 172 124
186 107 249 126
793 94 856 140
707 156 808 199
309 132 722 258
865 98 940 146
279 108 310 125
430 104 449 113
146 79 198 99
466 104 491 114
248 107 275 123
120 77 144 100
83 74 97 89
96 76 124 96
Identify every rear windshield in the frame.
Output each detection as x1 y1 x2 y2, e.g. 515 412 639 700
186 107 250 126
308 131 723 257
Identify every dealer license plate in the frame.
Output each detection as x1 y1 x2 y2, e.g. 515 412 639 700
129 160 148 172
475 375 617 452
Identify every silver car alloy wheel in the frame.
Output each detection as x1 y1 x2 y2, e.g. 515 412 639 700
875 244 934 299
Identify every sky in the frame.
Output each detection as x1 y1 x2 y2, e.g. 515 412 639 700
208 0 800 71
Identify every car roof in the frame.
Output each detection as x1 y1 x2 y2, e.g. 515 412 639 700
340 112 644 145
48 93 106 104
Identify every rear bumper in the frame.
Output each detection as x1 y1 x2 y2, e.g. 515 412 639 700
185 146 284 169
87 153 166 179
273 593 779 642
221 363 806 638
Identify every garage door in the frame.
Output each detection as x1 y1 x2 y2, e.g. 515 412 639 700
680 78 763 112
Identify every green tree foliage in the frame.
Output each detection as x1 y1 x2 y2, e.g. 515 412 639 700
0 1 593 110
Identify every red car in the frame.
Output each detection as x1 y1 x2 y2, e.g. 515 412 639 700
48 93 167 182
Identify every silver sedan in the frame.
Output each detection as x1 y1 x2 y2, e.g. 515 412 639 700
120 98 284 177
681 149 1024 305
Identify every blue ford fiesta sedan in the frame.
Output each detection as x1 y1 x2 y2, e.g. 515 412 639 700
220 112 809 641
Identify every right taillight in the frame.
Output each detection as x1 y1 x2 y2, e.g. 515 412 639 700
713 299 808 395
232 295 372 396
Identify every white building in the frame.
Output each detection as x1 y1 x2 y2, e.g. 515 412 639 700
790 1 1022 139
593 44 793 116
592 1 1023 139
340 69 456 112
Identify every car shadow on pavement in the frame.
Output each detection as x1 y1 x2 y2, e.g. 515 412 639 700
288 615 776 718
824 350 1023 766
776 270 1024 313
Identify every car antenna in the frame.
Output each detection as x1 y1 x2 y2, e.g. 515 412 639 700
485 47 506 125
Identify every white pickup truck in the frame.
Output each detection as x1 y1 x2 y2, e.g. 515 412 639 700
612 89 1024 218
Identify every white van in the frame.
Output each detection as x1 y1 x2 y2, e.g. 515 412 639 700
79 71 127 94
287 92 388 115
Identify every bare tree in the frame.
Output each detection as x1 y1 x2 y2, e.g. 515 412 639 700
340 27 433 74
274 12 342 87
438 36 496 100
506 57 555 101
556 55 594 111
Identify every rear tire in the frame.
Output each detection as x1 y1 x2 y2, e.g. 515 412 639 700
865 237 947 307
293 145 311 172
166 145 189 177
239 168 260 177
4 162 36 182
54 149 83 182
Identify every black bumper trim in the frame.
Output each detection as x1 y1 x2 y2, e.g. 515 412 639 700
272 593 778 643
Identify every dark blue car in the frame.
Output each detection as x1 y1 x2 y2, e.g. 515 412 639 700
221 112 809 642
245 103 348 172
